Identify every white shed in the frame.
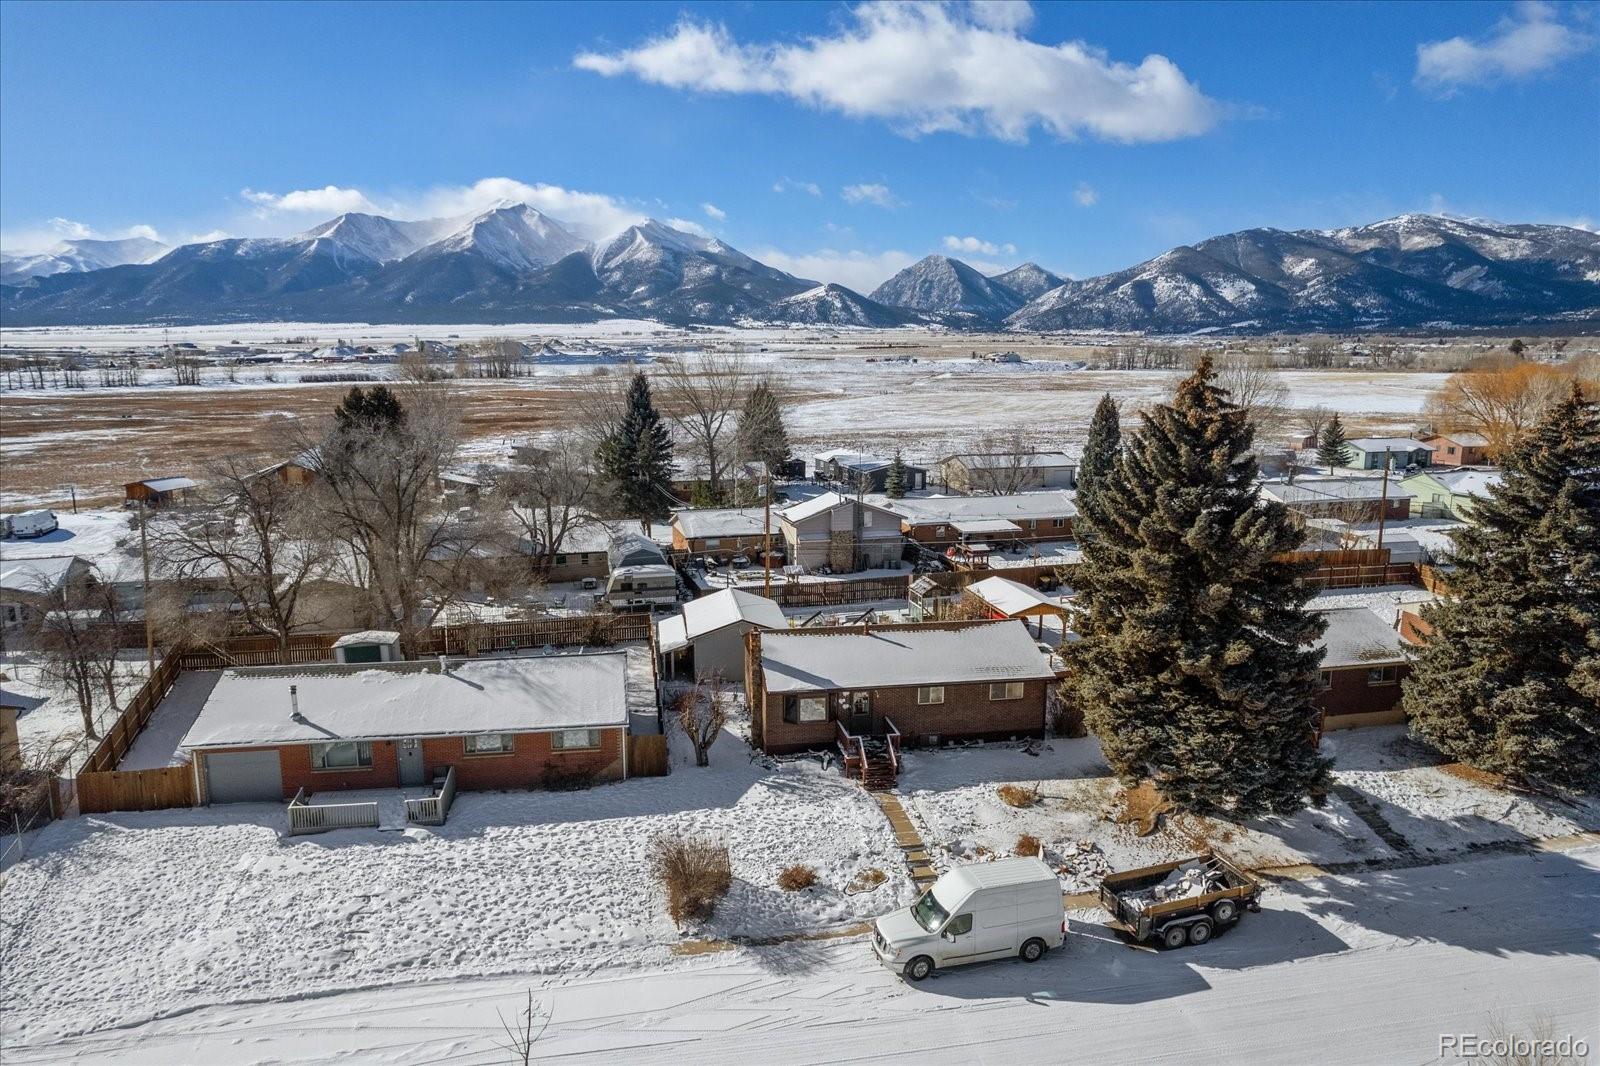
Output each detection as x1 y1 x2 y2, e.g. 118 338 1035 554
656 588 787 680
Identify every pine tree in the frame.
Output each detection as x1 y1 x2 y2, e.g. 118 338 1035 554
333 385 407 436
1316 412 1352 471
1068 357 1331 817
1403 385 1600 790
1076 393 1120 539
885 449 908 499
737 380 790 475
597 372 675 523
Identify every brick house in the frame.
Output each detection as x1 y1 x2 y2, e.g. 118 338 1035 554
670 507 772 560
180 647 655 803
1313 607 1415 731
1419 431 1492 467
744 619 1058 776
880 490 1078 548
938 451 1077 493
1259 477 1415 522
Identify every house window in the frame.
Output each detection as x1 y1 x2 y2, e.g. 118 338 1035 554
1367 665 1399 686
554 554 568 565
552 728 603 751
989 681 1025 701
862 512 873 527
1052 518 1065 528
936 525 947 536
465 733 514 755
1 602 22 625
917 686 945 705
1447 446 1457 455
706 538 721 548
785 695 828 723
311 740 372 770
1318 671 1333 691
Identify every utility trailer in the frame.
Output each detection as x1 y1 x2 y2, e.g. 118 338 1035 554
1099 853 1262 949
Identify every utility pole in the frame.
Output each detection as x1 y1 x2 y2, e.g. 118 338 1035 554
138 500 155 678
762 471 773 599
1375 449 1392 555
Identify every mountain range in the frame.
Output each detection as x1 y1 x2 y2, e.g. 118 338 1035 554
3 209 1596 332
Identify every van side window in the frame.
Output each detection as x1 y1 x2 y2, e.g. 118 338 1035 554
946 913 973 936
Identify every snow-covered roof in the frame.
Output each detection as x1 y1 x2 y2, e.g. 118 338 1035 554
656 588 786 652
1260 478 1418 505
875 490 1078 523
967 576 1064 617
759 620 1056 693
1429 469 1502 496
0 555 82 594
180 651 635 749
607 531 668 569
1347 438 1434 453
1422 431 1490 447
136 476 197 492
778 491 899 525
951 518 1023 535
614 563 677 580
814 448 880 464
1316 607 1410 669
672 507 767 539
331 630 401 648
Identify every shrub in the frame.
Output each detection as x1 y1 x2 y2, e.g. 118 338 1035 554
540 763 598 791
777 864 818 891
653 835 732 925
997 783 1041 808
847 867 888 894
1014 834 1042 857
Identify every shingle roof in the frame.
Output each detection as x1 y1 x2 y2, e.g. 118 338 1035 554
1259 478 1418 505
875 490 1078 523
1316 607 1410 669
1431 469 1502 496
759 620 1056 693
656 588 786 652
1347 438 1435 453
672 507 768 539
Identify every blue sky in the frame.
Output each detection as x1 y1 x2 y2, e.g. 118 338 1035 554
2 0 1596 288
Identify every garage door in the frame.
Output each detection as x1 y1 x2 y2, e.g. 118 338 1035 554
205 750 283 803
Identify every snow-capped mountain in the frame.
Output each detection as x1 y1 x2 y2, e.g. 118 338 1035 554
407 203 590 272
0 236 169 284
870 255 1026 323
766 283 919 327
1008 216 1600 332
990 262 1065 301
590 220 815 320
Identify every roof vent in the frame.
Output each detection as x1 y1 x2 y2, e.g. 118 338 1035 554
289 684 304 722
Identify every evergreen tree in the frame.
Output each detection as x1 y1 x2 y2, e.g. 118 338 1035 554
1403 386 1600 790
885 449 908 499
1076 393 1121 539
597 372 675 523
333 385 407 436
737 380 790 475
1316 412 1352 471
1068 357 1330 817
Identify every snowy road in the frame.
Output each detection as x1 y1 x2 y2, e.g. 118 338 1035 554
11 845 1597 1065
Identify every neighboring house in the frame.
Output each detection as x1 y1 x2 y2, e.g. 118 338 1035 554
123 476 197 508
1335 438 1435 471
656 587 786 680
1259 477 1415 521
671 507 772 559
879 490 1078 547
1419 431 1492 467
437 470 485 502
1400 468 1503 521
776 492 905 572
180 647 654 803
939 451 1077 494
1314 607 1414 730
745 619 1058 761
0 555 92 629
261 450 321 487
811 450 927 493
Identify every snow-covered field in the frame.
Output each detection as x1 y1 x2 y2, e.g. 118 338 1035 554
0 727 913 1046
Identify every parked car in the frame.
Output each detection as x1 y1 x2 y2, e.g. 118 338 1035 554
1098 853 1261 948
5 510 58 539
872 858 1065 981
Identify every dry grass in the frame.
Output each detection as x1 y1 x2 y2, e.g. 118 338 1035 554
997 783 1042 808
1440 761 1512 791
846 867 887 894
1014 834 1042 857
1113 781 1173 837
776 864 818 892
651 835 732 926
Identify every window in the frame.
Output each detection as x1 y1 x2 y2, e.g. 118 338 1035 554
862 511 873 527
1052 518 1065 528
551 728 603 751
1 602 22 625
705 538 721 549
311 740 372 770
989 681 1025 701
917 686 945 705
1318 671 1333 691
1446 446 1457 456
554 554 568 565
936 525 947 537
785 696 828 723
1367 665 1399 686
465 733 514 755
945 913 973 936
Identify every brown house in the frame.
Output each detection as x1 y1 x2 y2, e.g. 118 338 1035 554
179 648 653 803
744 619 1057 784
882 491 1078 548
1313 606 1415 731
670 506 772 560
123 475 197 508
1259 477 1414 522
1419 432 1492 467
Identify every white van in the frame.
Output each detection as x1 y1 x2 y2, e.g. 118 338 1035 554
6 510 59 539
873 857 1065 981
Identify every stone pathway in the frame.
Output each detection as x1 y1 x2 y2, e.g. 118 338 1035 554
872 792 938 889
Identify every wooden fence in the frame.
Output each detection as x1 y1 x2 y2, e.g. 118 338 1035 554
77 764 195 814
628 734 670 778
80 654 184 775
768 576 910 608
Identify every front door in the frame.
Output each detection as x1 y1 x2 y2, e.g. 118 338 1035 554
847 692 873 735
397 738 426 787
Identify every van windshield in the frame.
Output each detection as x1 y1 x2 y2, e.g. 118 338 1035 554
910 889 950 932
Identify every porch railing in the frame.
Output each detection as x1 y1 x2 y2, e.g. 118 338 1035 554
883 716 902 774
286 788 380 835
404 765 457 826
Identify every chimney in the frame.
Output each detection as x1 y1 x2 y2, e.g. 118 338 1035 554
438 654 448 673
289 684 303 721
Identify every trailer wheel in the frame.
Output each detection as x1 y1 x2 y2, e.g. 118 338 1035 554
905 956 935 982
1161 924 1189 949
1188 919 1214 945
1211 899 1238 924
1019 938 1047 962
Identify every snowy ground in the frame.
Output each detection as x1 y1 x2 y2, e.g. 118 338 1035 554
7 845 1596 1065
0 726 913 1045
0 509 140 574
0 651 154 774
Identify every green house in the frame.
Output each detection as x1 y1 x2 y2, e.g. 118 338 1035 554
1399 469 1502 521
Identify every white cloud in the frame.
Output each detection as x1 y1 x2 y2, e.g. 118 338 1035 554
1 217 166 254
241 185 381 216
702 202 727 221
574 2 1222 143
842 182 901 208
408 177 646 239
184 229 232 245
665 217 713 238
773 177 822 196
1415 1 1593 95
753 246 918 291
943 234 1016 255
1073 182 1098 206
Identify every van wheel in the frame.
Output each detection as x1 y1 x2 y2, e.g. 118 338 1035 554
1161 924 1189 949
1188 919 1214 945
905 956 934 982
1211 899 1237 924
1019 938 1046 962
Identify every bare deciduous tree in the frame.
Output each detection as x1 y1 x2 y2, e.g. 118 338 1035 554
674 673 731 767
1213 356 1290 442
27 570 118 741
1298 405 1333 446
493 989 548 1065
965 427 1039 495
495 437 599 577
1426 356 1575 457
656 351 749 504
